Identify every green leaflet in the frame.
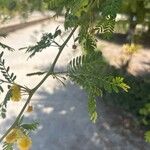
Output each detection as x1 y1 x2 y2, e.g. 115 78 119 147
88 96 98 123
96 0 122 39
95 17 116 39
79 32 97 54
68 52 130 122
71 0 89 17
101 0 122 17
145 131 150 143
2 142 13 150
0 51 17 83
25 27 61 58
0 32 7 38
0 89 11 119
0 42 14 51
0 51 17 119
20 121 39 132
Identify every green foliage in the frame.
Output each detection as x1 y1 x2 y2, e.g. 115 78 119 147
105 74 150 117
139 103 150 126
64 13 78 30
0 51 16 119
16 116 39 135
111 77 130 92
88 96 97 123
0 29 13 51
46 0 123 42
0 33 7 38
45 0 89 17
103 63 150 142
19 121 39 136
119 0 150 33
68 52 130 122
94 0 122 38
95 17 116 39
101 0 122 17
25 27 61 58
0 90 11 119
44 0 64 10
145 131 150 143
139 103 150 116
0 43 14 51
0 52 16 83
79 31 97 54
20 121 39 132
2 142 13 150
69 0 89 17
0 0 46 19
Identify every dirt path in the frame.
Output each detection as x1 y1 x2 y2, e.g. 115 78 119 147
97 40 150 76
0 18 150 150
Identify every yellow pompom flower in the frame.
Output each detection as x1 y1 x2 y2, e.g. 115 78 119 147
11 84 21 102
122 43 141 55
17 136 32 150
5 129 18 143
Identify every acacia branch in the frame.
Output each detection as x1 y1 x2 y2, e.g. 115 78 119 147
0 26 77 143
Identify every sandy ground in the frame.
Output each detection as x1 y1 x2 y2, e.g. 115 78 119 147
0 17 150 150
97 41 150 76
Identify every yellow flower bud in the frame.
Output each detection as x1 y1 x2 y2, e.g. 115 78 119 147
11 84 21 102
17 136 32 150
5 129 18 143
122 43 140 55
27 106 33 113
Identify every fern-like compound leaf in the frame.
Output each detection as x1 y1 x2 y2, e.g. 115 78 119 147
20 121 39 131
0 51 17 83
2 142 13 150
25 27 61 58
145 131 150 143
0 42 14 51
68 51 130 122
88 96 98 123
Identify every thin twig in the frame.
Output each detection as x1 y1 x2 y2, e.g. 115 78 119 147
26 70 68 76
53 40 61 47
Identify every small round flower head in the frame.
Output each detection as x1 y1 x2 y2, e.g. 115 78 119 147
5 129 18 143
11 84 21 102
122 43 140 55
122 44 130 52
27 106 33 113
17 136 32 150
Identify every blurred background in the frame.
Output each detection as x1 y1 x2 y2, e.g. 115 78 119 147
0 0 150 150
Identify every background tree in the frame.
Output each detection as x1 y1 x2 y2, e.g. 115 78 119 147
118 0 150 43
